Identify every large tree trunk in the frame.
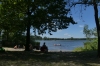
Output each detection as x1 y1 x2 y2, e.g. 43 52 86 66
25 22 30 51
93 2 100 57
25 6 31 51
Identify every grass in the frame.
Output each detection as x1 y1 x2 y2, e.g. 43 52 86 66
0 51 100 66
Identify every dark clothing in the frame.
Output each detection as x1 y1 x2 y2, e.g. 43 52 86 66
40 43 48 52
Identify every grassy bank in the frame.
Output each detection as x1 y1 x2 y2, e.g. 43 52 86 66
0 51 100 66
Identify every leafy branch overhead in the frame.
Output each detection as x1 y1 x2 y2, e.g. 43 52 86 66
0 0 77 35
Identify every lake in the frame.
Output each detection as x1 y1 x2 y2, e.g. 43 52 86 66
36 40 87 51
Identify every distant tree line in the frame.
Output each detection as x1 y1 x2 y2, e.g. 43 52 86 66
35 36 87 40
30 35 97 40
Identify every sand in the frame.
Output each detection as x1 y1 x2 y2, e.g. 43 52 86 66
3 47 25 51
3 47 72 52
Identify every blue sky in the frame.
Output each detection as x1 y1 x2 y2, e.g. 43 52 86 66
30 5 100 38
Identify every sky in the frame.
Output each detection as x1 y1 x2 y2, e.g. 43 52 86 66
30 5 100 38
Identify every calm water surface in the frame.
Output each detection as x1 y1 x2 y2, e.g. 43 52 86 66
36 40 86 51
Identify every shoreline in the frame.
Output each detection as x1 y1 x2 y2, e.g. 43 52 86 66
3 47 73 52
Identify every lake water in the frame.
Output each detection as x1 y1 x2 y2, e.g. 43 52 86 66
36 40 87 51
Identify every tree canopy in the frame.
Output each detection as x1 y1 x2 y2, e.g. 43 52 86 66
0 0 77 50
0 0 76 35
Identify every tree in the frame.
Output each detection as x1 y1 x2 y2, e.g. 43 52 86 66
0 0 26 41
22 0 77 51
70 37 74 40
83 24 97 40
83 24 93 40
0 0 77 51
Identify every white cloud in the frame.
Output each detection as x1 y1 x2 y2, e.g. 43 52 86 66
79 25 84 28
64 33 71 36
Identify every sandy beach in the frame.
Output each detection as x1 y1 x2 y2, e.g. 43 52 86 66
3 47 25 51
3 47 72 52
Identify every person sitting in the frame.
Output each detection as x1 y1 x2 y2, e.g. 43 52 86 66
23 45 25 49
14 45 17 49
29 44 33 51
40 42 48 52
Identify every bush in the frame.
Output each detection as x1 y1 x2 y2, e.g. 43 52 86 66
83 39 97 51
73 38 98 52
32 42 40 50
34 42 40 46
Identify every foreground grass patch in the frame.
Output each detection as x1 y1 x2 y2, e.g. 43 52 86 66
0 51 100 66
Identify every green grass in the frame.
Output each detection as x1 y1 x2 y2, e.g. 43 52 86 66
0 51 100 66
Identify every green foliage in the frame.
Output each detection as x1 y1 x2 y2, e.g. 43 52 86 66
74 25 98 52
0 47 5 52
0 0 77 49
0 0 76 35
74 38 98 51
83 24 98 40
30 41 40 50
34 42 40 46
83 24 93 40
83 39 98 50
30 36 40 46
73 47 84 51
83 25 90 38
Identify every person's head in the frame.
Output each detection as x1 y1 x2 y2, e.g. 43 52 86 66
43 42 45 45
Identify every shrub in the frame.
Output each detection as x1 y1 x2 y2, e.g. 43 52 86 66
73 38 98 52
32 42 40 50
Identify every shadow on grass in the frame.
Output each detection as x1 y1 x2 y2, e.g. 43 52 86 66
0 51 100 66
